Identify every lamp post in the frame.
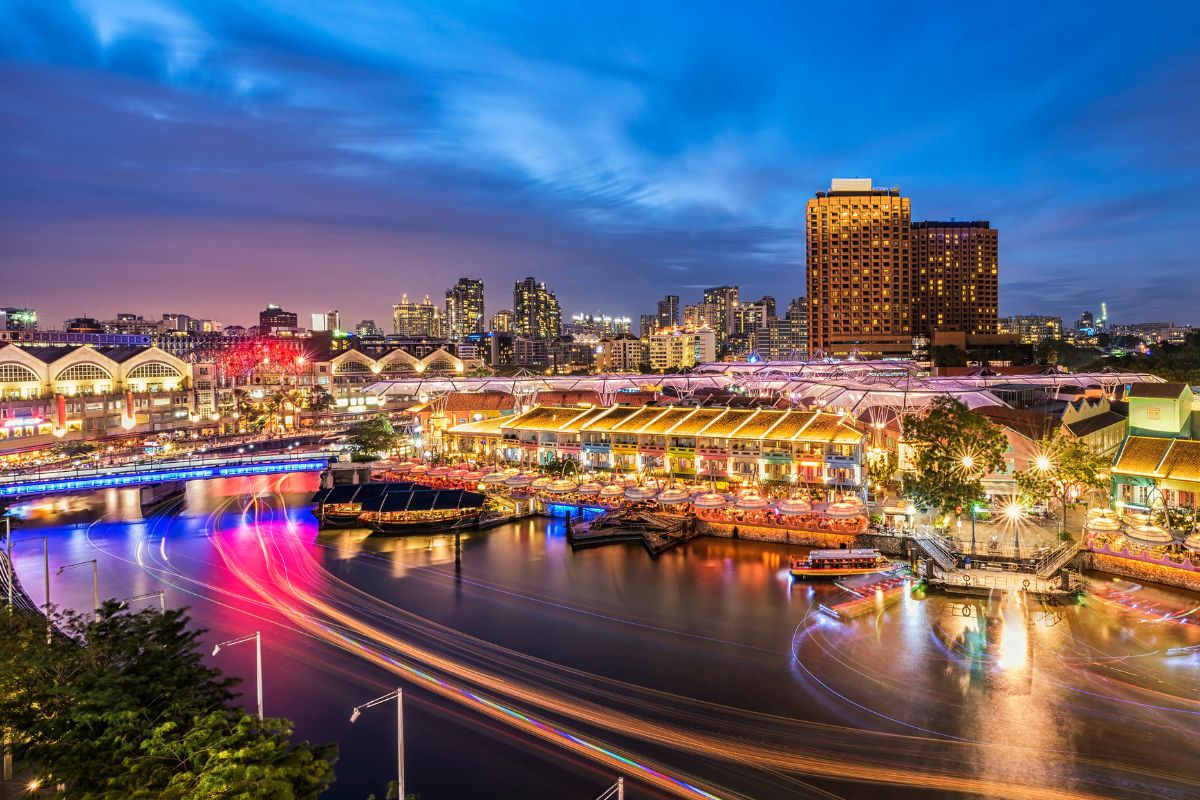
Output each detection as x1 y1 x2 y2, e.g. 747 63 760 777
57 559 99 621
121 589 166 613
212 631 263 720
350 688 403 800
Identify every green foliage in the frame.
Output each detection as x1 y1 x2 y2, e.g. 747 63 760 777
346 414 398 460
1101 330 1200 384
1033 337 1059 365
51 441 97 458
1012 431 1110 532
900 396 1008 515
930 345 968 367
864 448 898 490
305 387 335 413
0 602 336 798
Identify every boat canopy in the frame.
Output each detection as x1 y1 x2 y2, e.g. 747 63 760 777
808 548 882 561
368 489 487 513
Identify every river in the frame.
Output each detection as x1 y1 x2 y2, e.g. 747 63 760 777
8 473 1200 800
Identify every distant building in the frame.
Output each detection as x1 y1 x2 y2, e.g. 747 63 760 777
259 304 298 332
392 295 443 337
912 220 998 337
806 179 912 358
513 277 561 340
445 278 485 342
656 295 680 329
595 335 646 373
64 317 103 334
355 319 383 337
682 302 721 332
639 314 659 337
565 313 631 339
646 327 716 371
0 307 37 331
489 309 515 334
702 286 739 351
310 310 340 333
1001 315 1063 344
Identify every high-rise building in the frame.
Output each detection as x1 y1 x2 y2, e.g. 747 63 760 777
702 286 739 351
646 327 717 371
565 313 631 340
0 307 37 331
310 310 340 332
806 179 912 358
445 278 485 342
259 304 299 332
392 294 443 337
490 309 515 333
595 335 647 373
513 277 561 340
355 319 383 337
639 314 659 337
1000 315 1063 344
683 302 721 332
656 295 680 329
912 221 998 337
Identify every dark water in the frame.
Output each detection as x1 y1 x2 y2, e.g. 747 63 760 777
10 475 1200 800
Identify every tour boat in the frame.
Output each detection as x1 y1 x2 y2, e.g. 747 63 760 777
358 488 487 534
310 482 422 527
789 548 892 579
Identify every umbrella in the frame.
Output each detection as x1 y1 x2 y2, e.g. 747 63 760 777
388 462 414 473
481 472 508 485
625 486 657 500
546 479 577 493
692 493 727 509
428 466 451 477
531 477 554 489
1184 533 1200 551
576 482 604 495
824 501 861 518
408 465 429 474
1086 517 1121 532
776 499 812 516
656 488 691 505
504 474 533 487
736 492 770 510
1125 524 1173 544
599 484 625 497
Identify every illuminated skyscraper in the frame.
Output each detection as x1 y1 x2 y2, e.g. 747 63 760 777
445 278 485 341
656 295 680 329
490 309 514 333
806 179 912 358
513 277 562 340
702 285 739 351
392 294 443 337
912 221 998 336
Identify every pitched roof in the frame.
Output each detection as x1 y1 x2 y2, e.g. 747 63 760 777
502 405 593 432
1126 382 1188 399
1113 437 1171 476
977 406 1057 442
668 408 725 435
443 391 514 412
1065 411 1126 439
1158 440 1200 483
535 390 603 406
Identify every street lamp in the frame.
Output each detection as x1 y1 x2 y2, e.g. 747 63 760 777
57 559 99 621
120 590 166 614
212 631 263 720
1005 502 1025 557
350 688 404 800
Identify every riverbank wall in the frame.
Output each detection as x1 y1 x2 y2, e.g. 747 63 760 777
1075 551 1200 593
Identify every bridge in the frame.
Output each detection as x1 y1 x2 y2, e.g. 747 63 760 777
0 452 334 500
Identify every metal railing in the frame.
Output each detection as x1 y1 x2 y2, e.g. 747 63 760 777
0 450 336 485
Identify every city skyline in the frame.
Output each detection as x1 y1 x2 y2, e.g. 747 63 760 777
3 2 1200 326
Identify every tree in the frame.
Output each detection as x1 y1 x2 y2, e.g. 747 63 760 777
1033 337 1059 366
0 602 336 797
900 396 1008 516
305 387 334 413
864 448 898 493
1013 430 1110 534
346 414 397 461
52 441 96 458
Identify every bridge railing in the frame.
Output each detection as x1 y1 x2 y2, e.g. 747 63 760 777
0 450 337 485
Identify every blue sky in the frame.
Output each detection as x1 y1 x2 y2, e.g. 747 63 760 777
2 0 1198 328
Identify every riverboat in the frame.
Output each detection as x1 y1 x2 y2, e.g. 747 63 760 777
358 488 487 534
789 548 892 579
310 482 422 527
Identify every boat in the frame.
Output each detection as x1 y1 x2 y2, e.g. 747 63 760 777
789 548 892 579
310 482 423 527
358 488 488 534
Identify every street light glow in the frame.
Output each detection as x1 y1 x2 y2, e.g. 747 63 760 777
960 455 975 469
1035 454 1052 471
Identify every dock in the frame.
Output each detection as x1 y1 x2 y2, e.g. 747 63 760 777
567 509 700 556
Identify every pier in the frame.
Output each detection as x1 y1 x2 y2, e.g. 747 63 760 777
909 529 1084 598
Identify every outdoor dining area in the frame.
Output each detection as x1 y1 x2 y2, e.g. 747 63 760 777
370 460 869 534
1084 506 1200 572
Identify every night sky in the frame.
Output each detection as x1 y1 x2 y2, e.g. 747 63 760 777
2 1 1199 329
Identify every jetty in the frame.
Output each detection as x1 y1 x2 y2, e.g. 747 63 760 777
567 509 700 556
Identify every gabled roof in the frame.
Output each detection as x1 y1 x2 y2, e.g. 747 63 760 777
443 391 514 412
1113 437 1171 477
501 405 594 432
1065 411 1125 439
977 406 1058 442
535 390 603 406
668 408 725 435
1126 382 1188 399
21 346 80 363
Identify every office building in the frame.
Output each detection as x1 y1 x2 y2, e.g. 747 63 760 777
490 309 515 334
310 310 341 333
646 327 716 371
912 221 998 337
445 278 485 342
1000 315 1063 344
594 335 646 373
702 286 739 351
683 302 721 332
806 179 912 358
513 277 562 340
259 304 298 332
656 295 680 329
639 314 659 337
355 319 383 337
392 295 443 337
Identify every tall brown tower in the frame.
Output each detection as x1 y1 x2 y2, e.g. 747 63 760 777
806 179 912 358
912 221 999 336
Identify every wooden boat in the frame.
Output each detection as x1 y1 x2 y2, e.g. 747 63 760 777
790 548 891 579
310 482 421 528
358 488 487 534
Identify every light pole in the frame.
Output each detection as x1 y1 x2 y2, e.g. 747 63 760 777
213 631 263 720
121 590 166 613
57 559 99 621
350 688 403 800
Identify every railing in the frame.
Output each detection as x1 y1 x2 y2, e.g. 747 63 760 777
911 529 957 573
0 450 336 485
1035 539 1081 579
